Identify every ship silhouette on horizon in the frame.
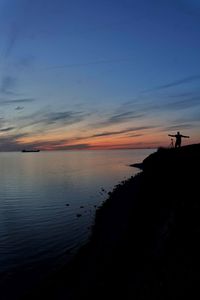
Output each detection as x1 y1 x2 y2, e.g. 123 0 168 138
21 149 40 153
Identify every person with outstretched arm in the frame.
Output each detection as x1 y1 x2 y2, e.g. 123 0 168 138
168 131 190 148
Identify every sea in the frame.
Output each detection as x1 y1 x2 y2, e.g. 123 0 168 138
0 149 154 299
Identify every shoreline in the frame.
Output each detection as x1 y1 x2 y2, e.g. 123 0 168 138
24 143 200 299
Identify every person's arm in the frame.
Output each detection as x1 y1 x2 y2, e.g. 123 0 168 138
168 134 175 137
181 135 190 138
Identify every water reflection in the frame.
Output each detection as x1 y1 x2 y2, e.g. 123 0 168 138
0 149 153 298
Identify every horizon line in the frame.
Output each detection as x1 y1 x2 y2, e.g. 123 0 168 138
0 147 157 152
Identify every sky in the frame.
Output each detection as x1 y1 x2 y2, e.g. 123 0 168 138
0 0 199 151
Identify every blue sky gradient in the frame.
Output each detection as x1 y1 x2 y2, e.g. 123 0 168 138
0 0 199 150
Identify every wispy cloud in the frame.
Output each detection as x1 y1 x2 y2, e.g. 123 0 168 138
51 143 91 150
95 111 145 127
0 132 29 151
15 106 24 110
43 111 86 125
175 0 200 18
17 55 35 69
45 58 132 70
0 98 35 105
145 75 200 92
0 126 15 132
121 95 200 116
0 117 5 127
168 91 197 98
4 22 22 58
163 123 194 131
20 139 91 151
164 97 200 110
91 126 153 138
0 75 17 95
127 133 144 138
18 109 90 131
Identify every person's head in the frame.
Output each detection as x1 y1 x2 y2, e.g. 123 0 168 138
177 131 180 135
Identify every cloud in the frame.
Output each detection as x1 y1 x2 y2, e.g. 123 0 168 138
15 106 24 110
163 124 194 131
23 135 92 150
95 111 145 127
164 97 200 110
146 75 200 92
17 55 35 68
0 75 17 95
109 111 144 123
127 133 144 138
4 22 22 58
0 117 5 127
88 141 159 150
175 0 200 18
38 141 92 151
91 126 153 138
46 58 132 70
0 126 15 132
172 112 200 124
43 111 85 125
168 91 196 98
0 132 29 151
53 143 91 150
124 95 200 116
18 109 90 131
0 98 35 105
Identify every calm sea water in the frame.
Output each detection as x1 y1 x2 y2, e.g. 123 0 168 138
0 149 154 299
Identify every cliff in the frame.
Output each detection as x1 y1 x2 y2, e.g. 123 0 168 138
26 143 200 299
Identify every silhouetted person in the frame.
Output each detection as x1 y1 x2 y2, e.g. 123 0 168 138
168 131 190 148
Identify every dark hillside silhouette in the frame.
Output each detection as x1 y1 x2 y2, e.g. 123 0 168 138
24 144 200 300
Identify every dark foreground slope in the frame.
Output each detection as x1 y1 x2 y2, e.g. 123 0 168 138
27 143 200 299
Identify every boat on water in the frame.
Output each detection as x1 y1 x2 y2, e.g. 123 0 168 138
21 149 40 152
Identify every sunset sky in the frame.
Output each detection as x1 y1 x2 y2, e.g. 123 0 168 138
0 0 199 150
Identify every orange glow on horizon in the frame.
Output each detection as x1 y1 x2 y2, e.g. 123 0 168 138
14 127 194 151
17 132 165 150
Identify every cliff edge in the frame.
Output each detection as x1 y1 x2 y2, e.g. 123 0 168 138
26 143 200 299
